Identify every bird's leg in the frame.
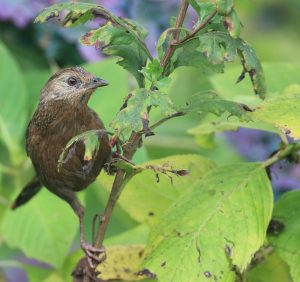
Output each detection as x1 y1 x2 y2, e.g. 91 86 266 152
52 189 105 268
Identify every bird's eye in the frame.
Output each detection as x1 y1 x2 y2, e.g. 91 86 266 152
67 77 77 86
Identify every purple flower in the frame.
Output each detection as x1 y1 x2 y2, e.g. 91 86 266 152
0 0 48 28
225 128 281 162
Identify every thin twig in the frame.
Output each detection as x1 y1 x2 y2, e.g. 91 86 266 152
160 0 189 69
173 10 217 46
150 112 185 131
263 143 300 167
93 131 142 249
88 1 191 279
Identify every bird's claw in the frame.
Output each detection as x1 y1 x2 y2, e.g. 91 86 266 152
81 242 106 269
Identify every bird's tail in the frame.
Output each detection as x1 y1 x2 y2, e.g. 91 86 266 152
11 176 42 210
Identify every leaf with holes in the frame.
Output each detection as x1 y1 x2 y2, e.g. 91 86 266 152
34 2 98 25
99 155 215 226
173 32 266 98
36 3 150 87
198 31 238 65
142 163 273 282
188 117 278 136
57 129 105 172
82 21 148 87
96 245 149 281
182 91 252 121
268 191 300 282
237 39 267 98
110 89 175 135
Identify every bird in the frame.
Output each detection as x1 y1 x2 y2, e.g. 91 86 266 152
11 66 112 266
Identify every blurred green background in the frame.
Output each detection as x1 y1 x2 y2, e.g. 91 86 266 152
0 0 300 281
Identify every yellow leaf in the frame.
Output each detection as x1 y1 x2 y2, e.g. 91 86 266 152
97 245 149 281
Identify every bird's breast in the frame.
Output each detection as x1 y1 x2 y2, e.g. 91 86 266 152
26 104 111 191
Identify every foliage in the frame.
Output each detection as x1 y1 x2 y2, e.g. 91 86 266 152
268 191 300 282
143 163 273 282
0 0 300 282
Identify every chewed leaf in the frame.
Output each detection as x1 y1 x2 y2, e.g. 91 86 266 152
182 91 252 121
99 155 216 226
110 89 176 135
35 2 98 26
81 21 148 87
57 130 104 172
238 39 267 98
35 3 151 87
224 10 242 38
96 245 148 281
172 32 266 98
143 163 273 281
199 32 238 65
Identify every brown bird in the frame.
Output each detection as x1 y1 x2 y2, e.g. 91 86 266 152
12 66 111 266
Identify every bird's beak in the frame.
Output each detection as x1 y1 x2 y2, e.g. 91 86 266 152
86 77 109 89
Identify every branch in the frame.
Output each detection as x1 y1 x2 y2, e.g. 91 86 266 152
160 0 189 69
87 1 192 279
150 112 185 131
173 9 217 46
161 5 217 74
263 143 300 167
93 132 142 249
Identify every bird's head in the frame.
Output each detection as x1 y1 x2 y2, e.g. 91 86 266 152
40 66 108 104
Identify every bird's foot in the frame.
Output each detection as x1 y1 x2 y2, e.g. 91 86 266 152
81 241 106 269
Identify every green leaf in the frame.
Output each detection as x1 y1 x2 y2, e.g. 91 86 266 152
187 114 280 145
172 40 224 74
42 273 65 282
156 29 172 61
0 42 28 160
1 189 78 268
156 27 189 62
238 39 267 98
57 129 105 172
224 10 242 38
173 33 266 98
247 252 292 282
188 0 201 14
143 163 273 282
268 191 300 282
100 155 215 226
199 32 238 65
140 59 171 90
110 89 175 135
105 225 150 246
210 63 300 107
36 3 150 87
216 0 234 15
182 91 251 121
81 21 148 87
141 59 163 82
198 3 217 22
24 69 51 114
35 2 98 25
251 90 300 138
